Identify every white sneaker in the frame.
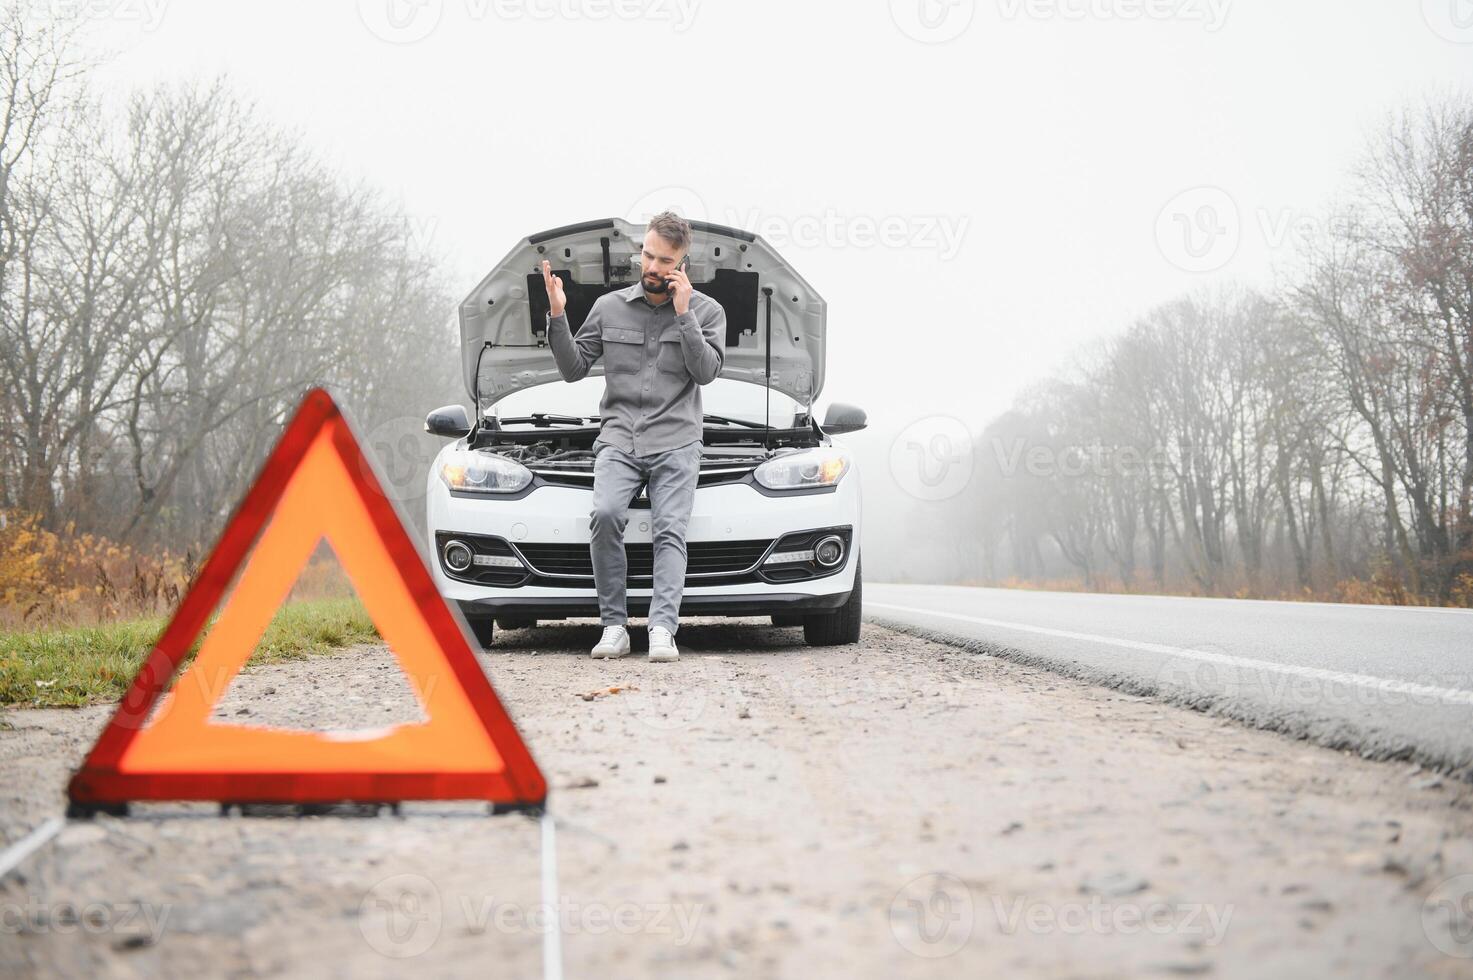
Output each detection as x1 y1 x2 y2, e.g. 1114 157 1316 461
648 625 679 662
591 624 631 659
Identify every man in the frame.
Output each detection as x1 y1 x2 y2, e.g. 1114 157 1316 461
541 211 726 662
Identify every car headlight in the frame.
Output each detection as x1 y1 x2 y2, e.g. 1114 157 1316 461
753 447 851 490
438 450 533 494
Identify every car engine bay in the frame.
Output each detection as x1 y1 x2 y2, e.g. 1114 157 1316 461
468 413 823 472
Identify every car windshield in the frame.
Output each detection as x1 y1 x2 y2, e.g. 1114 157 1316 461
487 378 803 429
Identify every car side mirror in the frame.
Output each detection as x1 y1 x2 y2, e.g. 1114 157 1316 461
425 404 472 438
821 402 867 435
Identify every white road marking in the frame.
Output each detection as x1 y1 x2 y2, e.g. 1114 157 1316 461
541 811 564 980
866 602 1473 707
871 584 1473 615
0 816 64 880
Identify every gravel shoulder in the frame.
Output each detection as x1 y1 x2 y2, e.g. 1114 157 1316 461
2 617 1472 978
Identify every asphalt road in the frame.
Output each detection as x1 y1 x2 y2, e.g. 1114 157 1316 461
865 584 1473 775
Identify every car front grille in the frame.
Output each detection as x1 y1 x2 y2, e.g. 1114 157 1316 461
530 467 756 496
515 539 772 579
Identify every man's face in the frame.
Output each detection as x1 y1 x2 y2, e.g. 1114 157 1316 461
639 229 686 294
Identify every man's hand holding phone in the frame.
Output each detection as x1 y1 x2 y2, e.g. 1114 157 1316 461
666 265 693 315
541 259 566 317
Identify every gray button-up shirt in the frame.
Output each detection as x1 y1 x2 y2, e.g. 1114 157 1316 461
546 282 726 457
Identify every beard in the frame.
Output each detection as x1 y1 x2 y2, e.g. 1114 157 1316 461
643 271 669 293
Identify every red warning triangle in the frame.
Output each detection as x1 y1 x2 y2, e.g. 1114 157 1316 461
67 388 546 810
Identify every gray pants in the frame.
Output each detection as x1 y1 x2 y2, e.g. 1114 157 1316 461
589 440 702 634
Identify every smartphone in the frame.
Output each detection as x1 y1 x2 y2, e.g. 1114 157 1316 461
664 254 689 288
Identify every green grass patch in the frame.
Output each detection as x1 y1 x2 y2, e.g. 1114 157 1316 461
0 597 379 708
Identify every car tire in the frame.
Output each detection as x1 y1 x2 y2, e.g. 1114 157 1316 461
467 618 496 649
496 616 537 630
802 555 862 646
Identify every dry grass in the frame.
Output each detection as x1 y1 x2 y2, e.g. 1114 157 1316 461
0 510 359 630
0 511 381 708
0 596 379 708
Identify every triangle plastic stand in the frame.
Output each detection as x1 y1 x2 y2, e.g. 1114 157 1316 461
66 388 546 816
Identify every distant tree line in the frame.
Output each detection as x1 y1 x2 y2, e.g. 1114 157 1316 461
967 95 1473 604
0 7 458 550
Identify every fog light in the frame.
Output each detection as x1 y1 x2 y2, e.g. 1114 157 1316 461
472 553 523 568
764 548 815 565
443 539 473 572
814 535 844 567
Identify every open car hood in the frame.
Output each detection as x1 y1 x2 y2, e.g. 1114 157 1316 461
459 218 826 411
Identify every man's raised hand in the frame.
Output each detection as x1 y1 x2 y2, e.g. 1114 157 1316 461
541 259 566 317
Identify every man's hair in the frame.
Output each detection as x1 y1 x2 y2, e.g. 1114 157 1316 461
647 210 692 253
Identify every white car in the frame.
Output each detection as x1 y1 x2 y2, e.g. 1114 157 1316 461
423 218 865 648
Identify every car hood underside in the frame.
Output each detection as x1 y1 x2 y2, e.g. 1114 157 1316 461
458 218 827 411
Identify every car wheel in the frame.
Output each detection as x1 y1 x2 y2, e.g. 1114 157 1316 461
802 555 862 646
467 618 496 649
770 613 805 627
496 616 537 630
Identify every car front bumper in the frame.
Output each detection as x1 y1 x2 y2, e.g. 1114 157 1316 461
426 471 861 620
454 588 852 620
